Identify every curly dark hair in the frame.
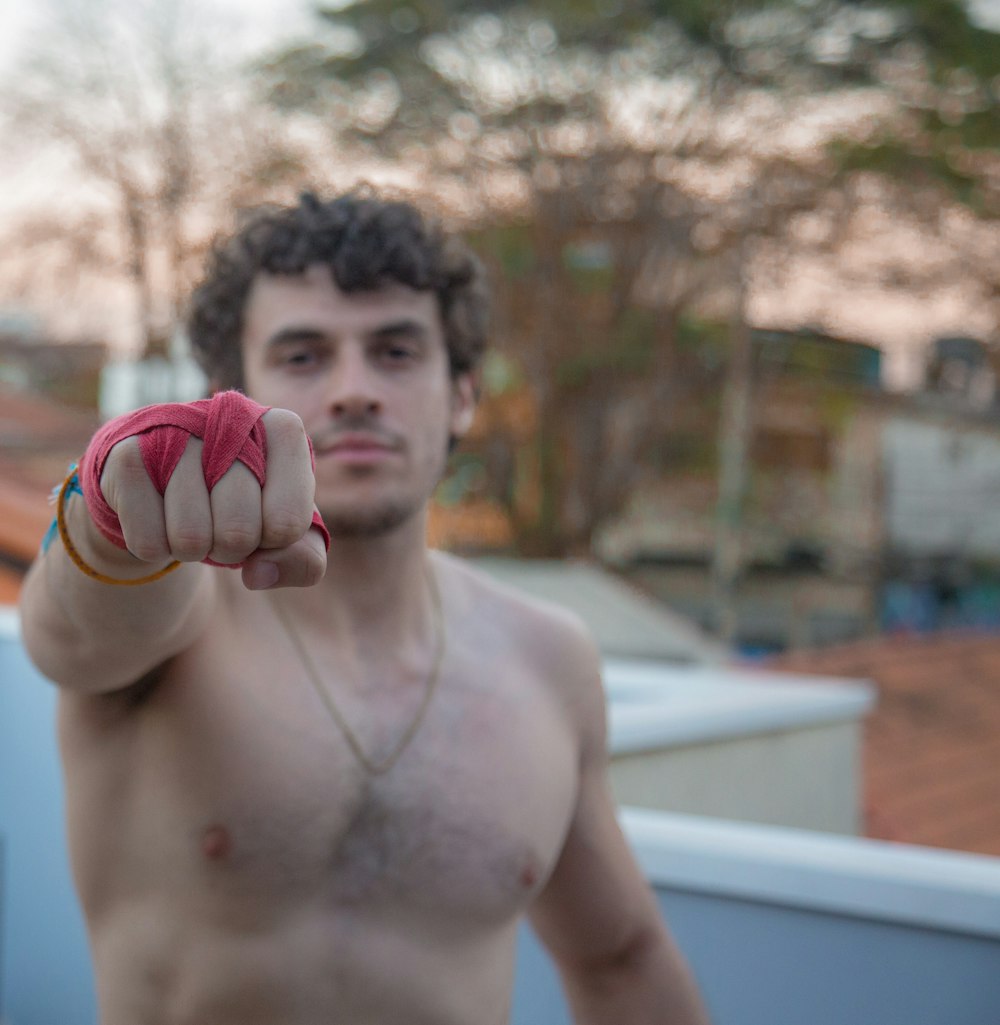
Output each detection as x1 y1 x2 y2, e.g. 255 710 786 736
187 191 490 389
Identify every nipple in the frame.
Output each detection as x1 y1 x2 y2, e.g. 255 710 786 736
201 825 232 861
519 862 539 890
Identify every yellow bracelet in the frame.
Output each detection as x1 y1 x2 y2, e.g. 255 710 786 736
56 469 181 587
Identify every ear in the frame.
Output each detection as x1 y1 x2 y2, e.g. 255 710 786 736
449 372 477 440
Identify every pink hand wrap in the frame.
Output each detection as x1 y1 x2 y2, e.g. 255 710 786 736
79 390 329 565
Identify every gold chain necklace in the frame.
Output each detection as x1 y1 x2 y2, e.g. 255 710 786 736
269 564 445 776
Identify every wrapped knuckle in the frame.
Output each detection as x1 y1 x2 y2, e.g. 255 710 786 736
215 522 260 555
102 440 149 497
263 507 312 546
105 436 140 468
129 538 169 564
264 408 306 445
170 525 213 560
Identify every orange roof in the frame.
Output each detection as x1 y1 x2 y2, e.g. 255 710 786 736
768 631 1000 857
428 498 512 552
0 384 98 579
0 383 98 453
0 474 53 565
0 565 24 604
0 475 53 606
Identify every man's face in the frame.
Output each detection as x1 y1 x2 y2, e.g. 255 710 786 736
240 265 475 538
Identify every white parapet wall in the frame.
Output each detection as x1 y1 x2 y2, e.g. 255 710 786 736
514 807 1000 1025
3 609 998 1025
622 806 1000 939
604 658 876 834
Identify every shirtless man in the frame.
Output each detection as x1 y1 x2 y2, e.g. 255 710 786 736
19 192 710 1025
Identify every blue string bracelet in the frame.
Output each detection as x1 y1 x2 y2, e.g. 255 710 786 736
49 465 181 586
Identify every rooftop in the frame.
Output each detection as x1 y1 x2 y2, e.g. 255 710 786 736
0 384 100 598
472 557 728 663
0 384 98 466
768 630 1000 857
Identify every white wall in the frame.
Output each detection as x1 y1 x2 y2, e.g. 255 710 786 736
605 659 874 834
883 415 1000 558
611 720 862 833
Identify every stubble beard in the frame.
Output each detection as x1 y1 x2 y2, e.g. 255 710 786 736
318 457 444 540
321 498 420 539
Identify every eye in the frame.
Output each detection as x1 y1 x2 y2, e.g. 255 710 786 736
380 342 419 365
283 348 320 370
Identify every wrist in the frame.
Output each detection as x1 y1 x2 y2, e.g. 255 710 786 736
57 470 180 585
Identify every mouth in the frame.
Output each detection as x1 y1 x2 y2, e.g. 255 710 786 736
314 432 400 465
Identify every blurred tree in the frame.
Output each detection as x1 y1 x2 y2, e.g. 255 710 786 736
825 1 1000 325
0 0 312 359
265 0 1000 581
260 0 846 557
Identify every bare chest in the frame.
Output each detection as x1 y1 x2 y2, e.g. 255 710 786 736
75 624 579 933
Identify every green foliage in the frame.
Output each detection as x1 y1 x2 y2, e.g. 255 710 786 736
939 108 1000 152
830 136 985 211
472 225 536 280
561 239 614 293
480 350 524 396
651 430 719 473
315 0 748 50
818 389 860 430
676 316 730 359
753 329 883 387
820 1 1000 210
874 0 1000 80
555 308 657 389
436 452 488 505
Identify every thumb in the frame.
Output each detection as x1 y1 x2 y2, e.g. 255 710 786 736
241 527 328 591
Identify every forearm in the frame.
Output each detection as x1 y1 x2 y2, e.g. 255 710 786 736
20 494 212 694
562 928 711 1025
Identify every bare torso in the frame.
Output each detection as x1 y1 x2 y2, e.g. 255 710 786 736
57 553 583 1025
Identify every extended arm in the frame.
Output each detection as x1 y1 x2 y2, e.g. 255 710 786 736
529 634 711 1024
19 398 324 695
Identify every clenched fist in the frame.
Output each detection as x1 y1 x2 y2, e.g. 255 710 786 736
80 392 328 590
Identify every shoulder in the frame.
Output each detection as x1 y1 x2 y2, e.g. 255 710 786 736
432 553 607 744
433 552 598 658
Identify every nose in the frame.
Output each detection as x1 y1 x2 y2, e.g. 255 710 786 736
328 346 382 419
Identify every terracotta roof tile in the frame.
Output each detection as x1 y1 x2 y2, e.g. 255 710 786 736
0 385 99 573
0 474 53 565
768 631 1000 857
0 383 98 448
0 566 24 605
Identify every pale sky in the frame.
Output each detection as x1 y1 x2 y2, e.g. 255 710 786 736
1 0 998 385
2 0 997 68
969 0 1000 28
0 0 316 71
